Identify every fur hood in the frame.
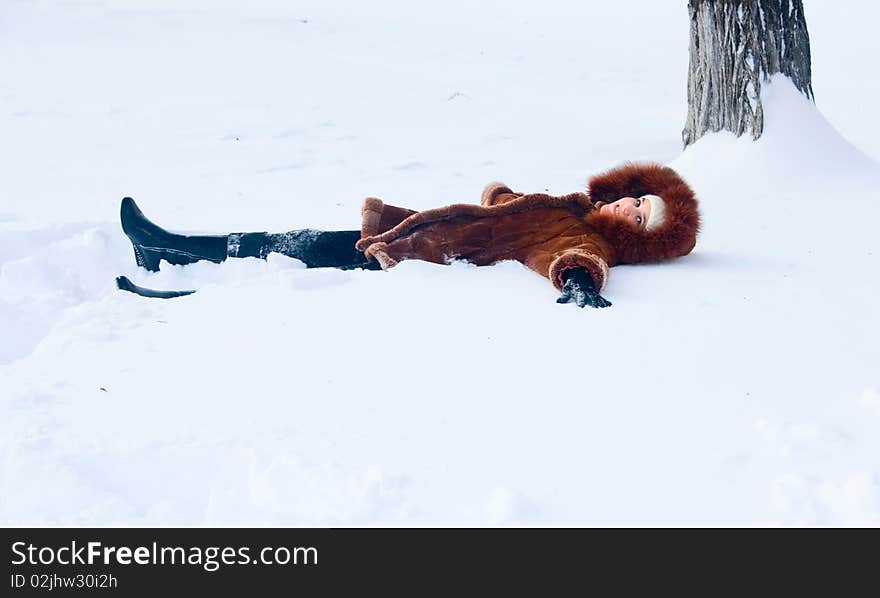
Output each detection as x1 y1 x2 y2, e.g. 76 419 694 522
586 162 701 264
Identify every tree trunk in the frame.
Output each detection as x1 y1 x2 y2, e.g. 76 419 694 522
682 0 814 147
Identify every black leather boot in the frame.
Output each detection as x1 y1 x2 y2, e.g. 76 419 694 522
120 197 228 271
121 197 379 272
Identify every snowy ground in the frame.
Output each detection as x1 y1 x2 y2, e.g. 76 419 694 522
2 0 879 525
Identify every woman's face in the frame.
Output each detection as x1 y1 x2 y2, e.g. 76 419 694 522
599 196 652 229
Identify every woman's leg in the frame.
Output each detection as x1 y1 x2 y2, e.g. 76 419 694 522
121 197 378 271
227 229 380 269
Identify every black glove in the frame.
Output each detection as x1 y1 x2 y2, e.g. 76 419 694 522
556 268 612 308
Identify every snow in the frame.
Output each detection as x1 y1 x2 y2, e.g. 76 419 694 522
2 0 880 526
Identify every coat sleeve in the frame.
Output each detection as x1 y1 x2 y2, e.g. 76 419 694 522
523 235 613 292
361 197 418 238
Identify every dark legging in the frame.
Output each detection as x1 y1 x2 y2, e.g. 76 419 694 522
226 229 381 270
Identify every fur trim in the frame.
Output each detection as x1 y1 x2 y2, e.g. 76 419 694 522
361 197 385 239
644 194 666 231
586 162 700 264
548 250 609 291
363 242 398 270
356 191 594 253
481 182 514 206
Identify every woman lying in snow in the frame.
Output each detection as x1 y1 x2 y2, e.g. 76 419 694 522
117 162 700 307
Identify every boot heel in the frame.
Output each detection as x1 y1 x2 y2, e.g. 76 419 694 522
131 243 161 271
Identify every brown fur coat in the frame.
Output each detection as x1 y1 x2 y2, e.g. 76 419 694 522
355 163 700 291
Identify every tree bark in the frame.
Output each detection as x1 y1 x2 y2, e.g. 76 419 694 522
682 0 814 147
